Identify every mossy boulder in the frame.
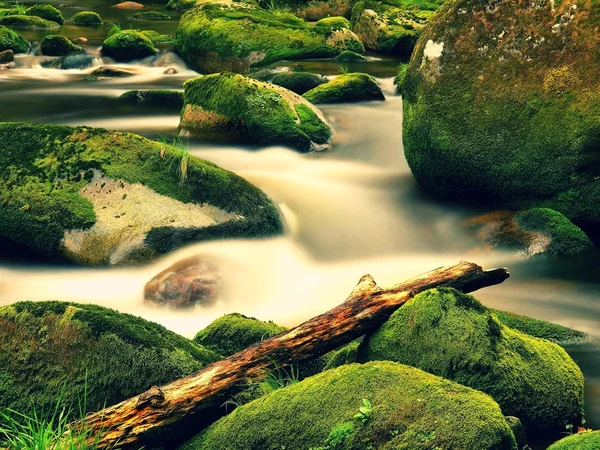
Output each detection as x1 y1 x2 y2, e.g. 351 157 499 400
335 50 367 61
180 361 518 450
0 301 220 418
102 29 157 62
180 73 332 152
351 0 442 55
0 25 29 53
120 89 183 108
40 35 84 57
174 0 363 73
270 71 327 95
548 431 600 450
166 0 197 11
303 72 384 104
70 11 103 26
0 122 282 265
314 16 351 34
401 0 600 233
323 340 360 370
358 288 584 432
0 14 60 30
193 313 286 357
130 11 171 20
140 29 173 44
25 3 64 25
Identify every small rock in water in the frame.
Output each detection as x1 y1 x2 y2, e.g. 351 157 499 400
42 53 99 70
89 65 134 77
144 256 221 308
163 67 177 74
0 49 14 63
71 37 88 43
114 1 145 8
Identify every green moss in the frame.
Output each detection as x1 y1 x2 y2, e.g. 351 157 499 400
166 0 197 11
314 16 350 34
491 309 587 345
181 73 331 152
323 341 360 370
130 11 171 20
335 50 367 61
102 29 157 62
140 29 173 44
548 431 600 449
70 11 103 26
25 3 63 25
401 0 600 233
0 122 283 262
514 208 593 256
174 0 358 73
40 35 84 57
0 14 59 29
303 72 384 104
0 301 220 419
180 362 517 450
394 62 408 91
0 25 29 52
358 288 585 432
271 71 327 95
120 89 183 108
193 313 286 357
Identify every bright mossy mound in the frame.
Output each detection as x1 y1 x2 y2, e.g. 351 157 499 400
40 35 84 57
0 122 282 264
130 11 171 20
180 73 332 152
0 25 29 52
0 14 59 30
102 29 157 61
25 3 64 25
358 288 584 432
303 72 384 104
120 89 183 108
180 361 518 450
548 431 600 450
140 29 173 44
351 0 442 55
314 16 351 34
70 11 103 26
335 50 367 61
491 309 587 345
270 71 327 95
193 313 286 357
174 0 363 73
401 0 600 233
0 301 220 418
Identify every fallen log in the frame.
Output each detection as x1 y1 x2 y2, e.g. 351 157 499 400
75 261 509 449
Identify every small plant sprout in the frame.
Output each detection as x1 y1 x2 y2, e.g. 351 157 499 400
353 399 373 424
338 64 349 75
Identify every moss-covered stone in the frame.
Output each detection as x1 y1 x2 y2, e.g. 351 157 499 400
401 0 600 233
0 122 283 264
303 72 384 104
323 340 360 370
351 0 442 55
180 73 332 152
0 14 59 30
0 25 29 52
270 71 327 95
358 288 585 432
180 361 518 450
335 50 367 61
0 301 220 418
120 89 183 108
25 3 64 25
102 29 157 62
166 0 197 11
70 11 103 26
174 0 363 74
193 313 286 357
314 16 350 34
140 29 173 44
548 431 600 450
130 11 171 20
40 35 84 57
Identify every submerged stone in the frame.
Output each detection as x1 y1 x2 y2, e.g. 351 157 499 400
270 71 327 95
70 11 103 26
40 35 85 57
303 72 384 104
120 89 183 108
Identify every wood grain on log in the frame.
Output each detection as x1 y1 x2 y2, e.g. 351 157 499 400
74 261 509 449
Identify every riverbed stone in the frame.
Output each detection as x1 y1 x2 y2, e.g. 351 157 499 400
358 288 585 432
120 89 183 108
179 361 518 450
174 0 364 73
0 301 221 418
179 73 332 152
130 11 171 20
335 50 367 62
0 48 13 62
0 14 60 30
42 52 99 69
70 11 103 26
25 3 64 25
40 35 85 57
114 1 145 8
303 72 384 104
88 65 134 77
0 25 29 53
401 0 600 233
548 431 600 449
270 71 327 95
102 29 157 62
0 123 282 265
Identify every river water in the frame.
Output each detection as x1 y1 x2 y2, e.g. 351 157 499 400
0 2 599 443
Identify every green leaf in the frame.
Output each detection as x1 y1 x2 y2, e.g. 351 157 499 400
362 399 371 408
359 406 371 415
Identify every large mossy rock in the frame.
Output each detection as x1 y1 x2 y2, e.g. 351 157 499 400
358 288 584 432
102 29 157 62
270 71 327 95
179 361 518 450
0 14 60 30
174 0 363 73
548 431 600 450
0 25 29 53
303 72 384 104
193 313 286 357
401 0 600 233
0 301 220 417
351 0 442 55
40 35 84 57
179 73 332 152
70 11 103 26
25 3 64 25
0 123 282 265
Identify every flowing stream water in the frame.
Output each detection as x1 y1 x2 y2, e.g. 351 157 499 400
0 2 599 442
